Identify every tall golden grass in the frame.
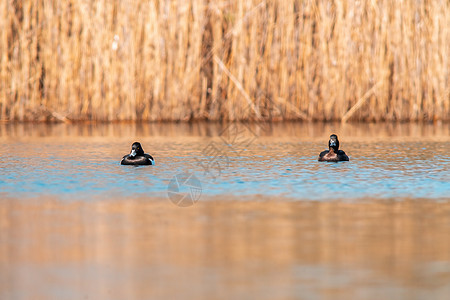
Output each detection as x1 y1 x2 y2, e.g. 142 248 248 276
0 0 448 122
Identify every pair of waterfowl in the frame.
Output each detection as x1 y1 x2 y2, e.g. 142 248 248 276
121 134 349 165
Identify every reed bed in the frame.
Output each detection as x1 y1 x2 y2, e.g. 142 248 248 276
0 0 448 122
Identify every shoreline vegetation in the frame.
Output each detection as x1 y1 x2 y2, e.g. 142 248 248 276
0 0 448 122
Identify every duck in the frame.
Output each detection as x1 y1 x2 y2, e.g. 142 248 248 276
318 134 349 162
121 142 154 165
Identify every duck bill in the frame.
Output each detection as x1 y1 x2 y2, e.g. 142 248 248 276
130 149 137 157
329 140 337 147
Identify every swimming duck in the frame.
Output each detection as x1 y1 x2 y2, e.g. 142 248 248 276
121 142 154 165
318 134 349 162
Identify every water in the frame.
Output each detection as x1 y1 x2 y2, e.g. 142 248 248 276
0 122 448 201
1 122 449 299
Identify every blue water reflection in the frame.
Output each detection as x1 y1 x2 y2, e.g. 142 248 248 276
0 123 449 201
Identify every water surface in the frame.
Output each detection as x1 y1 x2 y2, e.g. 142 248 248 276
0 122 449 300
0 122 448 201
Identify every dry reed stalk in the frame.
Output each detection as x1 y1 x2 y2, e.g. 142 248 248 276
0 0 448 122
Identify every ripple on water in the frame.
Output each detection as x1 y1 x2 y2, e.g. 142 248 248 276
0 126 449 201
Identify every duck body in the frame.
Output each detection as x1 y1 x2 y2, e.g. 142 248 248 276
318 134 349 162
121 153 154 165
318 149 349 162
121 142 154 165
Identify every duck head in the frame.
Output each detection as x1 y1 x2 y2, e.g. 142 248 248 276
130 142 145 157
328 134 340 153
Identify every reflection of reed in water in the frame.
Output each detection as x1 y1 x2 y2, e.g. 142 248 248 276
0 199 449 299
0 122 449 141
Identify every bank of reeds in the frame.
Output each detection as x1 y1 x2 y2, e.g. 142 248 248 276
0 0 448 122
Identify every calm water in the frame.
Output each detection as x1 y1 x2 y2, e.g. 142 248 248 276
0 122 448 201
1 122 449 299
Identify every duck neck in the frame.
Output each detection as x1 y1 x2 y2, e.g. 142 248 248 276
329 146 338 154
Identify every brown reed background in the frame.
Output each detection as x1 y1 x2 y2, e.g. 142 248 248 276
0 0 448 122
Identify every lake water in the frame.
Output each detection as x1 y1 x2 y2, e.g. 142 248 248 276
1 122 449 299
